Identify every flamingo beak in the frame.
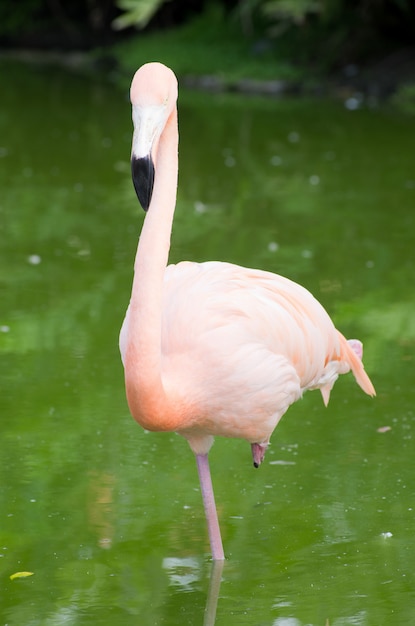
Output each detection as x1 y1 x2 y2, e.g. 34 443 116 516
130 102 166 212
131 154 155 212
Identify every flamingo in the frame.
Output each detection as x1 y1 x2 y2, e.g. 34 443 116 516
119 62 376 561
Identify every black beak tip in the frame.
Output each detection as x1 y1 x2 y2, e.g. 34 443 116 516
131 155 155 212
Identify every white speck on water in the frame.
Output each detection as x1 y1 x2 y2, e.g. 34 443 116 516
269 460 296 465
270 155 282 166
224 155 236 167
77 249 90 257
268 241 279 252
366 260 375 268
288 131 300 143
0 325 10 333
309 175 320 186
301 249 313 259
380 531 393 539
28 254 41 265
194 201 207 214
272 599 292 609
377 425 391 433
272 617 301 625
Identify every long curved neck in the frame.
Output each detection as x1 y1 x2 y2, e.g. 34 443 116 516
125 108 179 430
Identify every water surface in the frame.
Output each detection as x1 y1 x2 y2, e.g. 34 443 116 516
1 60 415 625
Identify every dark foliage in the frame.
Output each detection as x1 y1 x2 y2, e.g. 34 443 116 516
1 0 414 70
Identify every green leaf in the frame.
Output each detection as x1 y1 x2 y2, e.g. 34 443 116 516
112 0 168 31
10 571 34 580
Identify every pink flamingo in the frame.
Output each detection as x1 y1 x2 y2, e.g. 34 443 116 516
119 63 376 561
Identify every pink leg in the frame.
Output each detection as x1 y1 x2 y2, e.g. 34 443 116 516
195 454 225 561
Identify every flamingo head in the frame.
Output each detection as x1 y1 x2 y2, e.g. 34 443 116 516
130 62 178 211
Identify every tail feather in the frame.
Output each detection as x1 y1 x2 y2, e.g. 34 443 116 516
320 383 332 407
342 335 376 398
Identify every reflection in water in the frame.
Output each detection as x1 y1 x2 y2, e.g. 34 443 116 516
87 471 115 550
203 560 224 626
162 557 224 626
162 556 201 590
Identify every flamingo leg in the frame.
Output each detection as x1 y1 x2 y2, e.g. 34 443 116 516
195 453 225 561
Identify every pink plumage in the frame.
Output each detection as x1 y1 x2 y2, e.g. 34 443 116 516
120 63 375 561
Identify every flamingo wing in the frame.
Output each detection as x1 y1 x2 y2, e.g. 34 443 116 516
155 261 374 451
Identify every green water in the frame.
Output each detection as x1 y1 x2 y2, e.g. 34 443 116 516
1 60 414 625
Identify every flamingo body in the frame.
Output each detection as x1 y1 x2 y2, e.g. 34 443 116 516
121 260 372 451
120 63 375 560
